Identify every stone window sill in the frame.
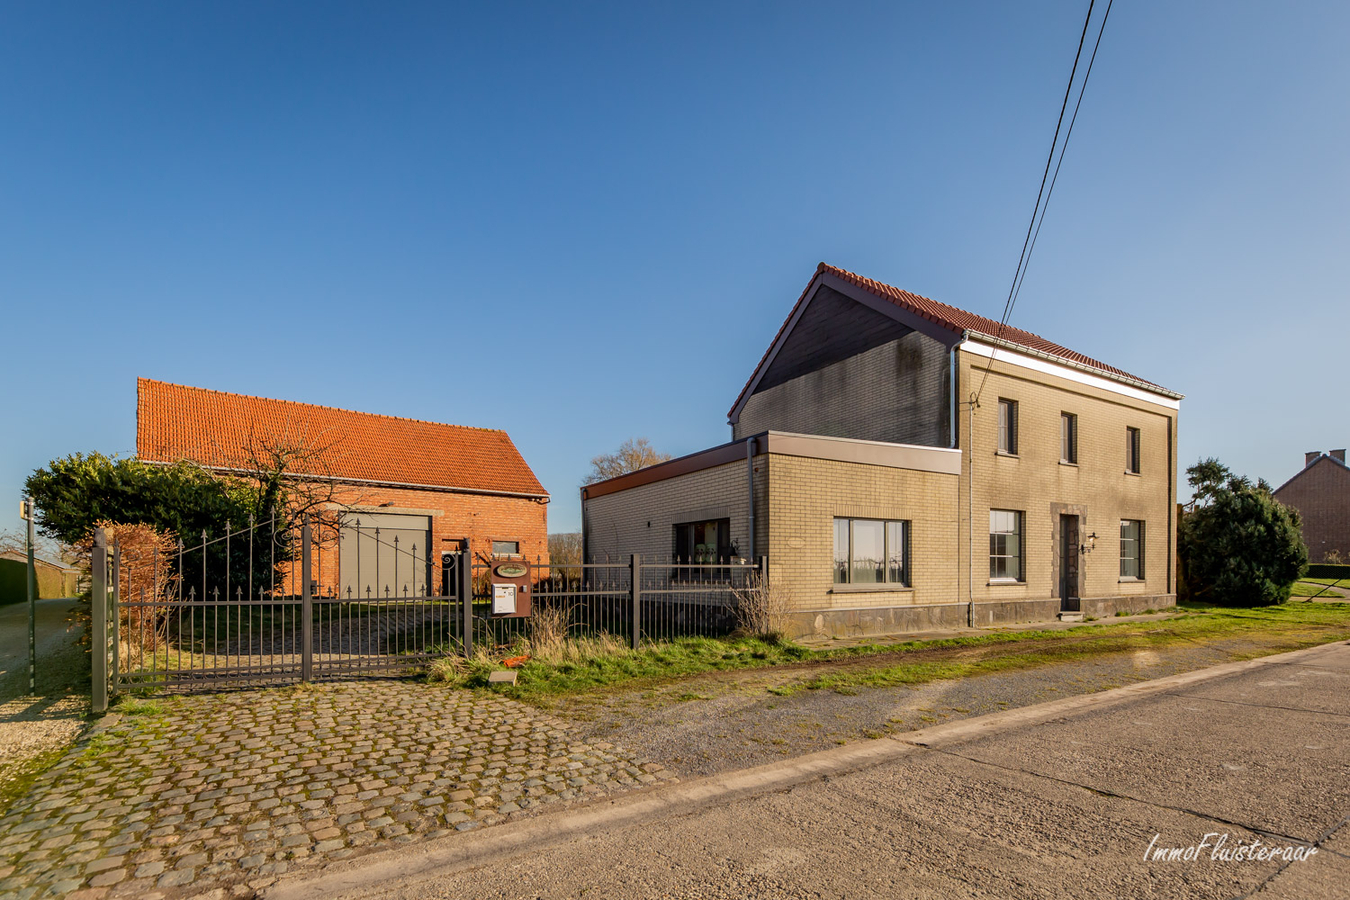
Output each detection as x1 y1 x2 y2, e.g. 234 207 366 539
995 450 1019 459
1059 460 1078 468
1124 470 1142 477
987 579 1026 587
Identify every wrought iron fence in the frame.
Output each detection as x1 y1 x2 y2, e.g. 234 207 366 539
91 514 468 708
465 554 763 655
89 515 765 711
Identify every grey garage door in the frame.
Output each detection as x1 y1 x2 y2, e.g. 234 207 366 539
339 513 432 600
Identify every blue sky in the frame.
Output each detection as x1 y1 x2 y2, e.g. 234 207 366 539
2 1 1347 533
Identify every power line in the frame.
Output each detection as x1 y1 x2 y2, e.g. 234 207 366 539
1006 0 1115 330
972 0 1109 407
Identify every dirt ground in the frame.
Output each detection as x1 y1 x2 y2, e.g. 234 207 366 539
553 628 1335 777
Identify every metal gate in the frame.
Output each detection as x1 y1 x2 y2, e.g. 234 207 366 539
89 515 766 712
91 514 470 708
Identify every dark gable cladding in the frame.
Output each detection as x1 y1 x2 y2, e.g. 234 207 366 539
752 286 914 393
734 286 953 448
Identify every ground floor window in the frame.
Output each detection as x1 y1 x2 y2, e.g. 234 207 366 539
1120 520 1144 579
989 510 1024 582
833 518 910 586
491 540 520 556
673 518 731 564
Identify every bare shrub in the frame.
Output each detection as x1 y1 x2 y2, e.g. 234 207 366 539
732 571 793 640
1324 549 1345 565
75 521 180 672
528 603 570 659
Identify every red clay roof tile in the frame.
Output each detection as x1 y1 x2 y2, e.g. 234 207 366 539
136 379 547 497
730 263 1172 419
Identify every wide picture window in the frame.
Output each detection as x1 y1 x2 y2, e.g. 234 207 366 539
834 518 910 587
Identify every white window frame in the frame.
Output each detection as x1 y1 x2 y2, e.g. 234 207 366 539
1120 519 1144 580
989 509 1025 583
998 399 1019 455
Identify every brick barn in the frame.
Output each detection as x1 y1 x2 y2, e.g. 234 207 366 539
136 378 548 598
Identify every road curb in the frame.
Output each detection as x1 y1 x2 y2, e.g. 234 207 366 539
264 640 1347 900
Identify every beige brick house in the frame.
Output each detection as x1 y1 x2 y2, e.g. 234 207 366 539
583 264 1182 637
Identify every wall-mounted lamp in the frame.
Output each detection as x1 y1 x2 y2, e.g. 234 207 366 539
1081 532 1097 555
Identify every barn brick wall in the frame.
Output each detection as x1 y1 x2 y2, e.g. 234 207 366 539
280 483 548 596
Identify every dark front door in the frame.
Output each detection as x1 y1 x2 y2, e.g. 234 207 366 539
1059 514 1080 611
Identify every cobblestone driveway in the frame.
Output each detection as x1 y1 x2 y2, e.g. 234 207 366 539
0 682 673 900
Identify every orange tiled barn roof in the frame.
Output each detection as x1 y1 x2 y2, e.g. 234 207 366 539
136 379 547 497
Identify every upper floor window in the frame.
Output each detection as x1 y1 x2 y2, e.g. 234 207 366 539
998 399 1019 455
1126 427 1142 474
989 509 1024 582
1120 520 1144 579
834 518 910 586
1061 412 1078 464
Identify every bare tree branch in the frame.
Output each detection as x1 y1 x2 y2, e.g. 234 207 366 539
582 438 671 485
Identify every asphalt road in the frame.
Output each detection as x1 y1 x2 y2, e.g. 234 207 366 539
0 597 80 701
276 641 1350 900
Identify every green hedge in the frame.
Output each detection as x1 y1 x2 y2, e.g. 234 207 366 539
1306 563 1350 580
0 558 76 605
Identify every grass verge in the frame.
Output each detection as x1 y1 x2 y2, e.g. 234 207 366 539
433 601 1350 703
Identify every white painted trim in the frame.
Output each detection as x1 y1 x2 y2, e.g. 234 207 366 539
962 340 1182 410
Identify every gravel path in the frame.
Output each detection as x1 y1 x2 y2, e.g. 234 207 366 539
0 598 89 807
558 631 1321 778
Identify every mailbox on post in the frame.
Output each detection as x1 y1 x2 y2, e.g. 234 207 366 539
489 561 532 617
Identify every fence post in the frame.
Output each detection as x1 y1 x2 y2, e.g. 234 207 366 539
25 497 36 697
460 541 473 658
111 542 120 698
301 515 313 682
91 528 108 714
630 553 641 650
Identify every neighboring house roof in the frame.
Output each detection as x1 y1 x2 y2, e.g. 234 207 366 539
0 550 74 571
1273 451 1350 497
730 263 1179 420
136 378 548 498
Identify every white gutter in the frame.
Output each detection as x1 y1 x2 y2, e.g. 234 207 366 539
961 334 1182 407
